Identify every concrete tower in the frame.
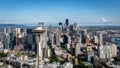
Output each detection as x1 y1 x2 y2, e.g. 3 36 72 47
32 22 45 68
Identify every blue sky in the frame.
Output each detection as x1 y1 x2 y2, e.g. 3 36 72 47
0 0 120 26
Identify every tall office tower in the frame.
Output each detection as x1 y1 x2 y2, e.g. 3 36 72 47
111 44 117 57
58 22 63 36
7 27 12 49
3 28 11 50
48 25 54 44
76 35 81 43
26 29 36 50
85 35 90 43
93 35 98 44
41 29 47 48
21 29 27 45
41 29 48 58
14 28 24 52
84 28 87 34
69 25 73 31
98 44 106 59
63 34 68 45
105 43 117 58
98 43 117 59
59 22 63 26
75 43 80 57
68 36 71 44
4 28 7 34
27 29 35 44
7 27 11 34
56 28 60 46
63 28 70 37
65 19 69 26
73 23 77 36
33 22 45 68
77 26 80 35
51 32 56 48
81 29 87 43
4 33 10 50
0 41 3 52
16 28 21 34
73 23 80 36
9 32 15 50
98 34 103 45
0 28 5 41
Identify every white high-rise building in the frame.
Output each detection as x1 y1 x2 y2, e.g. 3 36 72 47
51 32 56 48
106 43 117 58
98 45 106 59
93 35 98 44
98 43 117 59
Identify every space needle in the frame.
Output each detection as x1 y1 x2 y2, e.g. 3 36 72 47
32 22 45 68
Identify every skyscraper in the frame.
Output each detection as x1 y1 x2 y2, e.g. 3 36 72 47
51 32 56 48
73 23 80 36
59 22 63 26
58 22 63 36
27 29 35 45
56 28 60 46
98 43 117 59
3 28 11 50
4 33 10 50
0 28 5 42
75 43 80 57
76 35 81 43
9 31 16 50
65 19 69 26
63 34 68 45
93 35 98 44
26 29 36 50
81 29 87 43
0 41 3 52
41 29 48 58
98 34 103 45
48 25 53 44
14 28 24 52
98 44 106 59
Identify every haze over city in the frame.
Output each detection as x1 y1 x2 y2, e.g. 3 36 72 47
0 0 120 26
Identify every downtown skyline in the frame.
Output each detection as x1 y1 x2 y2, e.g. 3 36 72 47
0 0 120 26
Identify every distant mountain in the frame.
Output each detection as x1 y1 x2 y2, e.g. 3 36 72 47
0 24 34 29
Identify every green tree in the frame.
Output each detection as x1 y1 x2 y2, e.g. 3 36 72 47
15 53 22 57
74 60 89 68
0 52 8 58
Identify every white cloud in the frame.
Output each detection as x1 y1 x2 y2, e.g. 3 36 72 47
101 18 107 23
